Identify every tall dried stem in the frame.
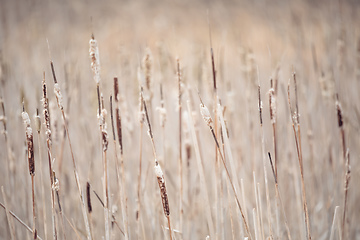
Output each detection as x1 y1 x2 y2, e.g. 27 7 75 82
287 72 311 240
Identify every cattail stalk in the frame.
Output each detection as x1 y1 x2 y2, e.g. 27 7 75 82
99 94 110 240
257 82 273 240
142 90 172 240
330 206 340 240
342 149 350 240
34 109 48 239
50 59 92 240
288 72 311 240
268 153 292 240
1 186 16 240
209 23 222 238
22 107 37 239
186 99 215 239
176 58 184 233
114 78 129 240
90 34 110 240
199 94 252 240
137 82 145 239
42 73 57 240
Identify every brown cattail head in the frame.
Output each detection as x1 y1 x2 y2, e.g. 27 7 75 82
42 73 52 142
114 77 119 102
86 182 92 213
98 107 109 152
335 94 343 128
154 161 170 216
22 111 35 175
258 85 263 125
116 108 123 155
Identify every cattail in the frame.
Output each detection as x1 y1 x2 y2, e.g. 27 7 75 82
54 83 63 110
142 48 153 102
156 106 167 128
22 111 35 175
200 102 213 128
34 109 41 133
154 161 170 217
335 96 343 128
51 171 60 192
98 108 109 152
22 107 37 239
42 76 51 142
86 182 92 213
269 87 276 124
89 34 101 84
142 48 153 92
138 97 145 124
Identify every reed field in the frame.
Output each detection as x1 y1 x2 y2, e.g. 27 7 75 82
0 0 360 239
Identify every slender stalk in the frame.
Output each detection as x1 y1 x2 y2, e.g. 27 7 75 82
21 106 37 239
50 60 92 240
34 109 48 239
199 94 252 240
268 153 292 240
330 206 340 240
186 100 215 239
288 73 311 240
137 84 145 240
142 89 173 240
342 149 350 240
0 200 45 240
1 187 16 240
176 58 183 233
257 83 273 240
41 73 57 240
114 78 129 240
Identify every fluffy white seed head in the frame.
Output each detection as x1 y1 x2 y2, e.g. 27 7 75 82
89 37 101 84
200 103 213 128
154 160 164 179
269 88 276 123
156 106 167 127
22 111 31 127
54 83 63 110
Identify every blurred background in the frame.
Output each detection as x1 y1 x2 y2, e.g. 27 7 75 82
0 0 359 239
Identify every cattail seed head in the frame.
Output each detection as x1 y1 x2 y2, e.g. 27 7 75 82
42 76 52 142
142 48 153 102
54 83 63 110
89 35 101 84
98 108 109 152
52 174 60 191
156 106 167 127
22 110 35 175
34 109 41 133
86 182 92 213
336 96 343 128
269 88 276 124
138 96 145 124
200 103 213 128
154 161 170 216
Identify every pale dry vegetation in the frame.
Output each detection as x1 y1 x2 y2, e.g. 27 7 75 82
0 0 360 239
